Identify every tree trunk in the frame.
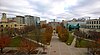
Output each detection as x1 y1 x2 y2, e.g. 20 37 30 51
0 48 3 53
28 51 30 55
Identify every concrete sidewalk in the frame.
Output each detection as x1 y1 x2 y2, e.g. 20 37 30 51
45 32 87 55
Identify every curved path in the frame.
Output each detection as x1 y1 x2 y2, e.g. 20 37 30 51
45 31 87 55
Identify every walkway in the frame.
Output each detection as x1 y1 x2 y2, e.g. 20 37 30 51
45 32 87 55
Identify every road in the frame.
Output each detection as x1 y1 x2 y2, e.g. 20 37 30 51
45 32 87 55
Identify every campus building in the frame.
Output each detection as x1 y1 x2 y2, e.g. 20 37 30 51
0 13 26 29
25 15 40 26
86 19 100 29
25 15 35 26
40 20 47 26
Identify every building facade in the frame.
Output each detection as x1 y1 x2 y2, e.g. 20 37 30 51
34 16 40 26
86 19 100 29
16 16 25 24
40 20 47 26
0 13 25 29
25 15 34 26
0 13 41 28
48 22 60 29
25 15 40 26
62 20 67 28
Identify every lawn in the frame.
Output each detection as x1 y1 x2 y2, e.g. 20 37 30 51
66 32 74 45
27 31 42 41
75 39 90 48
9 37 21 47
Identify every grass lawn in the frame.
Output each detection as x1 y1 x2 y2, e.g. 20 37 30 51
9 37 21 47
66 32 74 45
27 31 40 40
75 39 90 48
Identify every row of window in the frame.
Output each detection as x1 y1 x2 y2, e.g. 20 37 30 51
0 24 23 27
87 21 100 24
86 25 100 29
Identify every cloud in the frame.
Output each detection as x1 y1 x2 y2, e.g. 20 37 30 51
0 0 100 21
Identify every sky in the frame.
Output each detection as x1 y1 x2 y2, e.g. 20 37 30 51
0 0 100 21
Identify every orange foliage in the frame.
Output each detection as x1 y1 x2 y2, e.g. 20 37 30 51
41 24 47 28
0 35 11 48
42 26 53 44
0 34 11 53
56 26 69 42
18 39 37 53
18 38 37 53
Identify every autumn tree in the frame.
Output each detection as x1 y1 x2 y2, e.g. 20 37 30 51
87 31 100 55
0 27 11 53
18 38 38 55
56 26 69 42
0 34 11 53
42 26 53 45
41 24 47 28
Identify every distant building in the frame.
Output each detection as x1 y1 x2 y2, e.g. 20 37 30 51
68 22 86 28
7 17 16 21
68 18 86 22
40 20 47 26
62 20 67 28
16 16 25 24
86 19 100 29
48 22 60 29
35 16 40 26
0 13 25 29
0 13 41 29
25 15 40 26
25 15 35 26
1 13 7 22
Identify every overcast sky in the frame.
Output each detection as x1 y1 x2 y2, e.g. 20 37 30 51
0 0 100 21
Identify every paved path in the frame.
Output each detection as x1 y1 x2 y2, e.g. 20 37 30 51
45 32 87 55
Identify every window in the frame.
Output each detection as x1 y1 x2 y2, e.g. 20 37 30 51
1 25 3 27
92 26 93 28
96 26 98 29
99 21 100 24
90 21 91 24
99 26 100 29
94 26 95 28
92 21 93 24
97 21 98 24
89 26 91 28
94 21 96 24
90 26 91 28
15 24 17 27
6 25 8 27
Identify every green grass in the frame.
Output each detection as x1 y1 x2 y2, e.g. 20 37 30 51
66 32 74 45
9 37 21 47
75 39 89 48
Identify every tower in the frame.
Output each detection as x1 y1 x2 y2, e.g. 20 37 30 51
1 13 7 22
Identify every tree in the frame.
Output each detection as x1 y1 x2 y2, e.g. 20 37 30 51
56 26 69 42
41 26 53 44
41 24 47 28
87 31 100 55
18 38 38 55
0 34 11 53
